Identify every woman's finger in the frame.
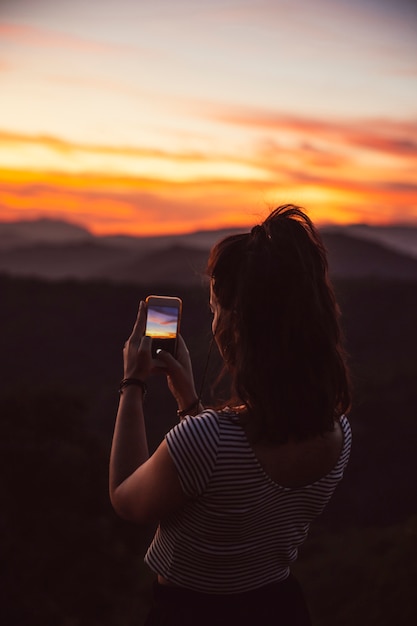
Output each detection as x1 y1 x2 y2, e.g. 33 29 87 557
174 335 192 366
139 334 153 354
129 300 147 342
176 335 188 356
154 348 179 372
123 330 153 380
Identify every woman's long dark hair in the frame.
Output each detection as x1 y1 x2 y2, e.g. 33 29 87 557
207 205 351 443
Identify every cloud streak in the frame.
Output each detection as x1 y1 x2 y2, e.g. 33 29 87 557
212 106 417 160
0 130 211 161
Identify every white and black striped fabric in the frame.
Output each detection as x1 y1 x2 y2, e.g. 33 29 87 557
145 410 352 594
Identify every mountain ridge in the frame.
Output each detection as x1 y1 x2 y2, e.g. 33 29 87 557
2 216 417 255
1 218 417 282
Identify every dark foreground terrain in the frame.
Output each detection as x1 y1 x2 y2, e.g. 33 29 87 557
0 273 416 625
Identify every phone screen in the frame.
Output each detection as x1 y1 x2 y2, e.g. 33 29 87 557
145 299 181 357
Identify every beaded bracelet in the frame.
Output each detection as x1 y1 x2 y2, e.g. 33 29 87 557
119 377 147 396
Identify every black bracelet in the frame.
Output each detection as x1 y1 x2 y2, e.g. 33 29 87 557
119 378 147 396
177 399 199 419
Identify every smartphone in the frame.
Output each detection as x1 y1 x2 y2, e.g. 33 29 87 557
145 295 182 358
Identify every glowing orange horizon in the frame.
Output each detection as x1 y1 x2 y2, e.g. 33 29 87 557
1 115 416 236
1 164 416 237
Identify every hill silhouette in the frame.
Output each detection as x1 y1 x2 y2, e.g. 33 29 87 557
1 220 417 283
0 217 92 249
322 231 417 279
104 244 210 285
0 241 133 280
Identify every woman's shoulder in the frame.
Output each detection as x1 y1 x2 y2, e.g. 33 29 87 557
183 407 220 424
173 407 244 444
217 405 246 422
172 408 221 440
165 409 222 498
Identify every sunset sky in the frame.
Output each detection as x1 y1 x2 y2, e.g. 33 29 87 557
146 306 179 339
0 0 416 235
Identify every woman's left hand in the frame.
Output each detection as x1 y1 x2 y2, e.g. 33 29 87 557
123 300 153 381
153 335 199 412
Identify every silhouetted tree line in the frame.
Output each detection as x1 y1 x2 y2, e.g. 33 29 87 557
0 274 416 625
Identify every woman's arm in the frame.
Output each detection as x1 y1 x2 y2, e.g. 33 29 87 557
109 301 198 524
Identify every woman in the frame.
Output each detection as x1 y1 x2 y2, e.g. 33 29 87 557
109 205 352 626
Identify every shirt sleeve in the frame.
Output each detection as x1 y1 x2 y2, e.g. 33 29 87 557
338 415 352 473
165 410 220 497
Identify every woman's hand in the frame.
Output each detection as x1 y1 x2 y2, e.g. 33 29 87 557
154 335 199 411
123 301 153 381
123 302 199 411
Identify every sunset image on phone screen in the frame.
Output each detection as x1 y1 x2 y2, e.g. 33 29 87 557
146 305 179 339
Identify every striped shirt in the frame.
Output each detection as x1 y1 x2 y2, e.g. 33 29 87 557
145 409 352 594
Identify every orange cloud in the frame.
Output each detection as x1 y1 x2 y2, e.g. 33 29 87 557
0 130 210 160
213 106 417 160
1 161 416 236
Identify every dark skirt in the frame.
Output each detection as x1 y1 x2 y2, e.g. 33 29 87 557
144 574 312 626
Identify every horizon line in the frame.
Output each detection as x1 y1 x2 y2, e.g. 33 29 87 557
1 216 417 239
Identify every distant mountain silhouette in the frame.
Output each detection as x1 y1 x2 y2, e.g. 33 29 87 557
0 218 92 250
1 218 417 282
0 241 134 280
329 223 417 259
0 217 243 252
103 244 209 286
101 227 245 252
322 232 417 280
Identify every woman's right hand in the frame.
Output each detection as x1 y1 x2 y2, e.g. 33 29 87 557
154 335 199 412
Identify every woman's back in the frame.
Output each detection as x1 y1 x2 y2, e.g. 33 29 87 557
246 417 344 488
145 410 351 594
